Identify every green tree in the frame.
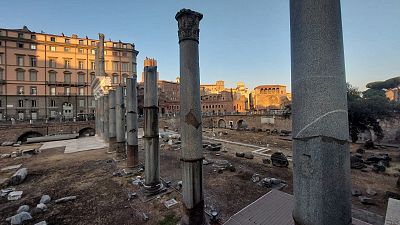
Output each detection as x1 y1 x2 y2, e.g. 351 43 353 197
347 84 396 143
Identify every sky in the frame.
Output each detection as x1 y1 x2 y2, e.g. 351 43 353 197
1 0 399 91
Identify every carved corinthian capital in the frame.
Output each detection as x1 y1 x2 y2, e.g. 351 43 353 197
175 9 203 43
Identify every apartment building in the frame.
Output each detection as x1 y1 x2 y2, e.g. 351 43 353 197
0 26 138 120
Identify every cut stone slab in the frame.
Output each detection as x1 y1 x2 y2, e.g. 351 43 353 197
39 136 107 153
8 191 23 201
164 198 178 209
1 164 22 171
384 198 400 225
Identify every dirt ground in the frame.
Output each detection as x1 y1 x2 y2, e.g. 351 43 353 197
0 128 399 225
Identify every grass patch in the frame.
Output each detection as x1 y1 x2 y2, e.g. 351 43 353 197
158 214 180 225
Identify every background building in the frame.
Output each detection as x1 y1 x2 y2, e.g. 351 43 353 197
0 26 137 121
386 87 400 102
251 85 290 110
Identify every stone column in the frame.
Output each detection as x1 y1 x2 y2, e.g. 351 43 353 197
126 77 139 167
290 1 351 225
103 94 109 143
175 9 206 225
115 85 126 159
143 65 163 194
99 96 104 137
95 99 100 136
108 90 117 152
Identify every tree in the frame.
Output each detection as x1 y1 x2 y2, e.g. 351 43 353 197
347 84 396 143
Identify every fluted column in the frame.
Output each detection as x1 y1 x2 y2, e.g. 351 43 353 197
290 1 351 225
176 9 206 225
126 77 139 167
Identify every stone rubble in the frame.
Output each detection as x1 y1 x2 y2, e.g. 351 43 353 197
54 196 77 204
16 205 30 214
9 168 28 186
40 195 51 204
7 191 23 201
9 212 32 225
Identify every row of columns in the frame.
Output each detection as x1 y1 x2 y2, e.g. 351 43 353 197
95 2 351 224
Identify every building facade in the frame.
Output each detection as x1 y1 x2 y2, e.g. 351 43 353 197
386 87 400 102
0 26 137 121
251 85 290 110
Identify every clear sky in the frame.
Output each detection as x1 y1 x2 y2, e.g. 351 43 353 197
1 0 399 91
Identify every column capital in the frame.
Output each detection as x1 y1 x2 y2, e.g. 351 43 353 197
175 8 203 43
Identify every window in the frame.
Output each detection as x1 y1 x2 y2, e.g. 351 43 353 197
17 86 24 95
48 71 56 82
16 70 25 81
91 41 96 46
48 58 56 68
64 47 70 52
112 61 119 71
112 75 118 84
65 38 70 44
122 52 127 57
29 70 37 81
0 54 3 64
78 48 84 54
64 87 71 95
64 59 70 69
50 100 56 107
30 87 37 95
78 74 85 83
31 35 36 40
79 87 84 96
18 100 24 107
113 43 117 48
50 37 56 42
17 56 24 66
122 44 127 48
90 61 95 70
0 41 2 46
50 46 56 51
91 100 95 107
112 51 118 56
78 61 84 70
30 44 36 50
0 69 3 80
18 33 24 38
50 87 56 96
91 49 96 55
64 73 71 83
17 43 24 48
122 62 129 72
79 99 85 107
122 75 127 84
30 57 37 67
90 73 95 81
79 40 84 45
31 100 37 107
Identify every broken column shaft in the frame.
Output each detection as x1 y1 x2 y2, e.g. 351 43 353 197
290 1 351 225
108 90 117 152
176 9 206 225
143 66 162 193
115 85 126 159
103 94 109 143
126 77 139 168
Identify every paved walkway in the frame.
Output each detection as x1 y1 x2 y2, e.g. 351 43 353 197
39 136 108 154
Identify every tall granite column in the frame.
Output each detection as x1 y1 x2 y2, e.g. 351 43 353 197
99 96 104 137
175 9 206 225
95 99 100 136
290 1 351 225
126 77 139 167
103 94 109 143
115 85 126 159
143 66 163 194
108 90 117 152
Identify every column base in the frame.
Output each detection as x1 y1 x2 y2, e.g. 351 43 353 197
115 141 126 159
108 137 116 153
181 201 208 225
143 182 165 196
126 144 139 168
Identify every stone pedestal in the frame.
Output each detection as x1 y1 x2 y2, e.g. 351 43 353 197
290 1 352 225
143 66 163 194
126 77 139 168
115 85 126 159
108 90 116 152
176 8 207 225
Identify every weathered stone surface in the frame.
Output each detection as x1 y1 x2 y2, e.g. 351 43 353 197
34 221 47 225
366 188 377 196
40 195 51 204
359 196 375 205
17 205 30 214
384 198 400 225
9 168 28 185
36 203 47 212
351 155 366 169
235 152 245 158
243 152 254 159
271 152 289 167
10 212 32 225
